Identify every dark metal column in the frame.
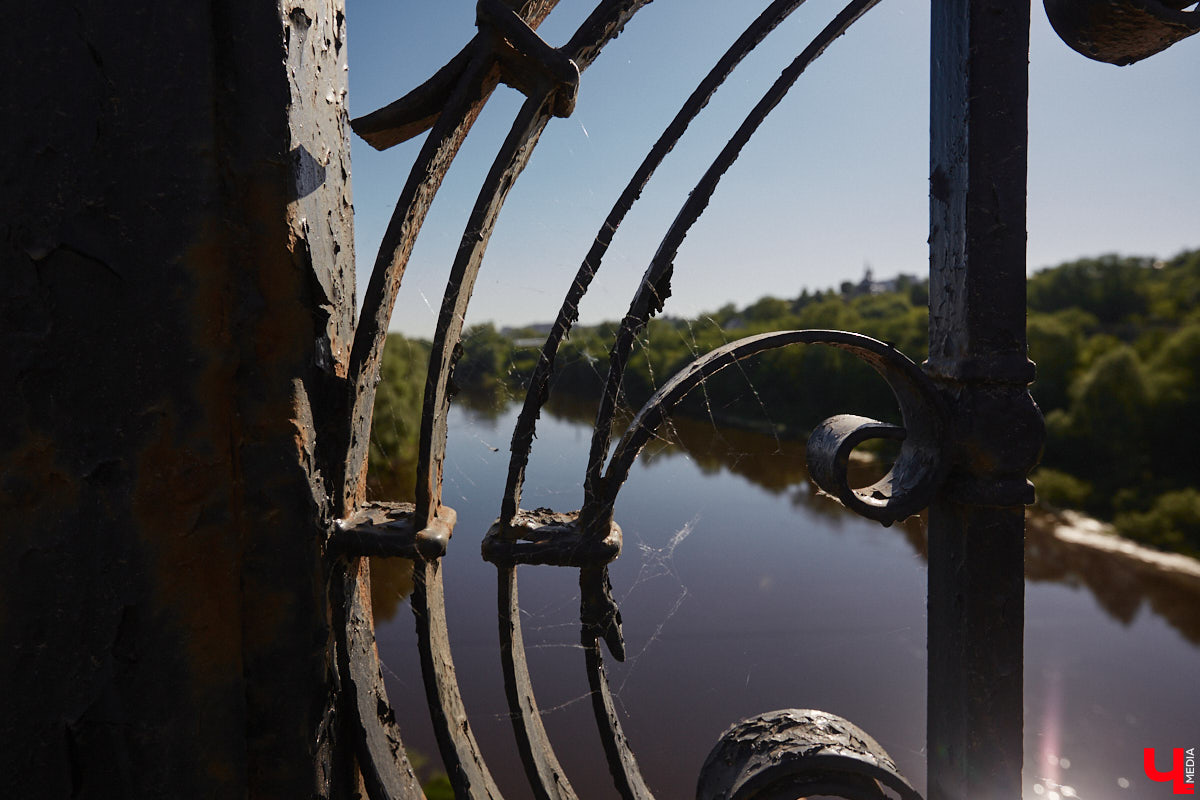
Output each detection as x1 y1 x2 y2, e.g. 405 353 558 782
0 2 356 796
927 1 1042 799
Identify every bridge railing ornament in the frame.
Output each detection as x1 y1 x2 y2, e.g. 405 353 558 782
323 2 1194 799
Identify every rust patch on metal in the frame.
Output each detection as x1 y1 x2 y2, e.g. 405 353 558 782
132 406 243 681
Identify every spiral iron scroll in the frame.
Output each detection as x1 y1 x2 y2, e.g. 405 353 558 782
332 0 944 798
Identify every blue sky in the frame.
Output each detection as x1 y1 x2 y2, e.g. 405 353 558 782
346 0 1199 336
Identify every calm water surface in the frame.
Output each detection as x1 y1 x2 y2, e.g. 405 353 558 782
370 400 1200 799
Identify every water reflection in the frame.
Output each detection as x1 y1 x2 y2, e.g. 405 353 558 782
366 392 1200 643
539 393 1200 642
364 394 1200 799
369 556 414 622
1023 509 1200 645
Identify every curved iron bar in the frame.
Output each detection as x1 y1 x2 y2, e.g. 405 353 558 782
479 509 624 798
596 330 946 529
333 502 503 800
414 91 569 527
337 559 425 800
569 331 941 800
580 0 883 521
351 2 656 798
334 1 985 797
497 563 578 800
342 0 562 517
337 2 670 796
336 6 559 795
339 504 501 799
1043 0 1199 65
487 4 819 794
413 555 507 799
564 2 887 795
579 568 652 799
416 0 652 526
330 503 455 800
696 709 923 800
499 0 810 530
353 2 560 150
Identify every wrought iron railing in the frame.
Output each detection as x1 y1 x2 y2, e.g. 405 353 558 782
326 2 1198 799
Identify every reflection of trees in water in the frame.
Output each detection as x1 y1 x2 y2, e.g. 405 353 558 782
364 365 509 621
1024 511 1200 645
364 385 1200 645
369 557 414 623
366 336 427 503
454 383 523 421
543 395 1200 645
367 371 515 500
574 396 932 556
368 464 418 505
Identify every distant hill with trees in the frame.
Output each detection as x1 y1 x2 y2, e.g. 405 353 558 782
371 249 1200 556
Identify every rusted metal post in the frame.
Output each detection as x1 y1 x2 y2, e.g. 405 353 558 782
927 1 1042 799
0 2 355 797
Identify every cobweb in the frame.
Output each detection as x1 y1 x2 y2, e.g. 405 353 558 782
610 515 699 702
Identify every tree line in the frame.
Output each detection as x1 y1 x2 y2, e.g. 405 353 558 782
370 250 1200 556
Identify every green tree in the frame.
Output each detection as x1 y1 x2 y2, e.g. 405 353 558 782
1115 489 1200 557
397 249 1200 555
368 335 432 500
743 295 790 323
1028 254 1151 325
1045 345 1152 516
1143 324 1200 490
456 323 511 390
1027 311 1088 413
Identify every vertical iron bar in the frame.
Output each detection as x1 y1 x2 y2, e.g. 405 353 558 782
927 1 1041 799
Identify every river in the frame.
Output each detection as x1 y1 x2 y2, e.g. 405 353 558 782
368 398 1200 799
